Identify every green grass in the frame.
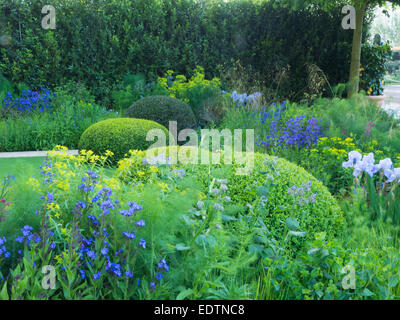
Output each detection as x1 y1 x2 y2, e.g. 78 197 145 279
0 157 44 181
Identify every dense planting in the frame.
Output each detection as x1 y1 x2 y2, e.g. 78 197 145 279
1 0 400 302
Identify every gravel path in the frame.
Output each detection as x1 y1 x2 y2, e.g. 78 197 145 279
0 150 78 158
383 85 400 118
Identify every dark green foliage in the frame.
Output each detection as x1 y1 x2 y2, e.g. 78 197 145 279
112 73 169 113
0 74 13 100
125 95 197 132
0 0 353 103
360 42 392 95
78 118 170 162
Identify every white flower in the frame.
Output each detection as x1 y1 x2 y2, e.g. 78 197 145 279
342 150 362 168
352 153 379 178
386 168 400 183
377 158 394 178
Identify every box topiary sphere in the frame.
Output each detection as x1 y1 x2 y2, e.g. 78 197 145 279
78 118 170 163
125 95 197 132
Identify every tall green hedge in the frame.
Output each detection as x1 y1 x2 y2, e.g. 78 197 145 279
0 0 353 103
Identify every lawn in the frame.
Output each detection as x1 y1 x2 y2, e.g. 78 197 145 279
0 157 44 180
1 0 400 302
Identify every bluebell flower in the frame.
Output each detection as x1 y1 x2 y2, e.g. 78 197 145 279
100 200 115 214
21 225 33 237
125 270 134 278
119 209 132 217
128 201 143 211
77 201 87 209
135 220 146 227
139 238 146 249
158 258 169 272
122 231 135 240
88 214 99 225
105 261 122 277
156 272 163 280
46 193 54 203
87 250 97 260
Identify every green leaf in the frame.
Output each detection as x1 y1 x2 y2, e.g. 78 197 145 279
175 243 191 251
307 248 320 255
360 288 375 297
288 230 306 237
221 214 237 222
0 281 9 300
286 217 299 230
176 288 194 300
388 275 399 288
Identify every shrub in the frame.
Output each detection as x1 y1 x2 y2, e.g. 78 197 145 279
78 118 170 163
125 95 197 132
117 146 345 250
157 67 222 118
224 153 344 248
360 42 392 96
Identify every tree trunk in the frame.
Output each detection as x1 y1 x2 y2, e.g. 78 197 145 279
348 3 367 98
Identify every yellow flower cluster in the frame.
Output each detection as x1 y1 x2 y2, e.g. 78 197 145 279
158 66 221 102
28 177 42 192
313 137 358 160
78 149 114 166
157 182 168 192
116 150 159 185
